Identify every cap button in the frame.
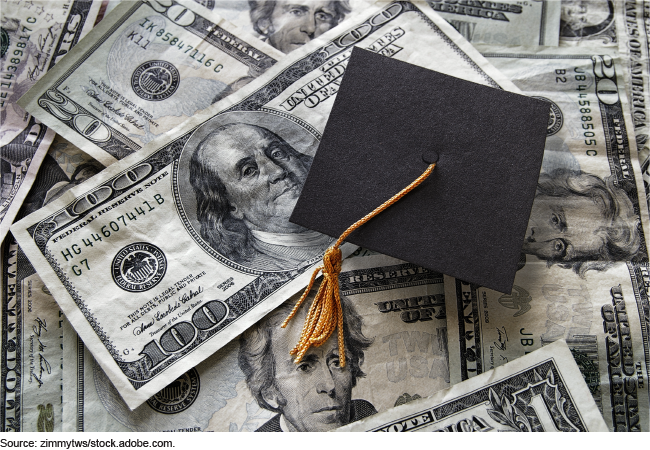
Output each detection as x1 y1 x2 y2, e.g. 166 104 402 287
422 150 439 164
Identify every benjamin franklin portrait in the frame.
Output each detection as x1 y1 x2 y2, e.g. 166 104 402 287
176 112 332 271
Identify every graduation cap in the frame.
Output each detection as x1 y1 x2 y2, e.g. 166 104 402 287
282 47 549 365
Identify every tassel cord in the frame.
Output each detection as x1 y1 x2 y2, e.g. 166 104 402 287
282 163 437 367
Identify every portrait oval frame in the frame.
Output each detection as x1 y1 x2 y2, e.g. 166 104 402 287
172 109 324 274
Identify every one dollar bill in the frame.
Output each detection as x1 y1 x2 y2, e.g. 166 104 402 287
11 0 520 410
17 0 284 166
337 340 609 432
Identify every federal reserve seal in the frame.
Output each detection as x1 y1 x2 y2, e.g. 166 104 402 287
532 96 563 136
147 368 200 414
1 28 9 59
131 60 180 101
570 348 600 396
112 242 167 292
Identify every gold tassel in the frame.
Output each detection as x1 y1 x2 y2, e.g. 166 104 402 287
282 163 436 367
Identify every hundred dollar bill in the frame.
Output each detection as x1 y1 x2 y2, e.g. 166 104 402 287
11 0 520 410
447 46 650 431
1 134 103 432
559 0 618 47
337 340 609 432
1 0 101 243
63 255 450 432
425 0 561 47
17 0 284 166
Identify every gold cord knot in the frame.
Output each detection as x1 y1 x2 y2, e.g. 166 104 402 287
322 246 342 276
282 163 436 368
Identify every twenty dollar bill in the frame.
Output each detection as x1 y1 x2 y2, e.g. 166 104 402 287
448 46 650 432
1 0 101 242
2 134 103 432
17 0 283 165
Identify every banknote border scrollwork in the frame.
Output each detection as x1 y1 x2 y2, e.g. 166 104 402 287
186 11 278 75
481 53 592 60
76 335 85 432
43 247 122 363
538 0 549 46
1 116 49 217
411 8 498 89
46 0 100 72
626 261 650 409
51 1 142 88
1 240 22 431
339 263 444 296
455 279 483 381
0 27 8 59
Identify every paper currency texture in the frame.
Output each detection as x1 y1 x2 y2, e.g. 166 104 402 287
337 340 609 432
615 1 650 224
2 134 103 432
427 0 561 46
17 0 284 165
559 0 617 47
99 0 370 56
1 0 101 243
62 255 450 432
448 46 650 432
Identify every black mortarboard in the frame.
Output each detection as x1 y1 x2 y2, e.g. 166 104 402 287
290 48 549 293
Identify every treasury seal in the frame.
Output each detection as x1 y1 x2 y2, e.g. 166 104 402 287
112 242 167 292
131 60 180 101
147 368 200 414
532 96 563 136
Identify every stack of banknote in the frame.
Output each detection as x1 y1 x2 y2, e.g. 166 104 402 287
1 0 649 433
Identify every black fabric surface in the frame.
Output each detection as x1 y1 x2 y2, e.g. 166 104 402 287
290 48 549 293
